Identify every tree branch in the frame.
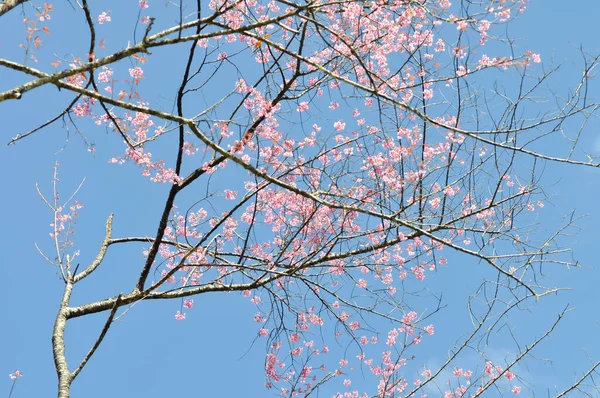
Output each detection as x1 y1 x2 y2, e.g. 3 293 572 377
73 214 113 283
0 0 27 17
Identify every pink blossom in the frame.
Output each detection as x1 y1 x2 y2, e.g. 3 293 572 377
297 101 309 112
224 189 237 200
9 370 23 380
495 7 511 22
129 67 144 80
386 328 398 346
479 19 491 31
334 120 346 131
525 51 541 63
73 101 92 117
175 311 186 320
258 328 269 336
183 299 194 309
97 67 113 83
424 324 434 335
139 0 149 9
97 12 111 24
485 361 494 376
512 386 521 395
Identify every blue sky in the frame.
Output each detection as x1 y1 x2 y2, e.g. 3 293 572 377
2 1 600 397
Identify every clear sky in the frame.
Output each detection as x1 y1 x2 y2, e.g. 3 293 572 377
1 1 600 397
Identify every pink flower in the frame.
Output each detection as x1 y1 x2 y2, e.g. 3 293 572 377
129 67 144 80
523 51 541 64
512 386 521 395
183 299 194 309
97 12 111 24
98 67 113 83
386 328 398 346
333 120 345 131
297 101 309 112
258 328 269 336
479 19 491 32
424 324 434 335
485 361 494 376
139 0 149 9
9 370 23 380
224 189 237 200
175 311 186 320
